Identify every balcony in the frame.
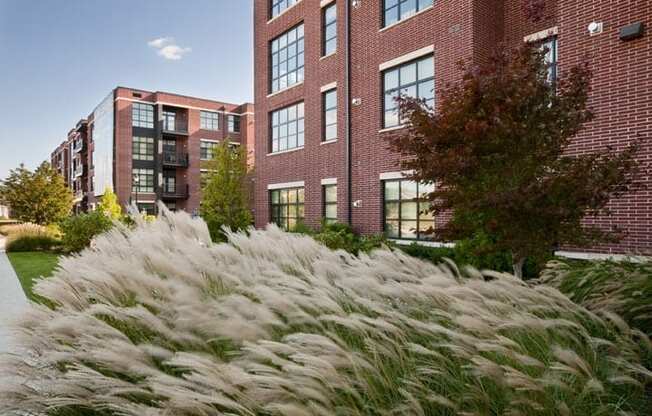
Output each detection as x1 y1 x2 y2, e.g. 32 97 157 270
73 139 84 153
162 151 189 168
161 182 189 200
161 117 188 135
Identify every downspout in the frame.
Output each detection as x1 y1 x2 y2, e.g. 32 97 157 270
345 0 352 225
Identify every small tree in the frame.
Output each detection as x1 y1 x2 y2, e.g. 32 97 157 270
0 162 73 225
98 187 122 220
200 140 252 242
392 46 638 278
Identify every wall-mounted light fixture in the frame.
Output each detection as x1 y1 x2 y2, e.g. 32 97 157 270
587 22 603 36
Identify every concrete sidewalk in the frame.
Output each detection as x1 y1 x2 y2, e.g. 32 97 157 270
0 236 28 353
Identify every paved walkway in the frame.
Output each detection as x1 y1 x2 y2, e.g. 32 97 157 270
0 236 28 353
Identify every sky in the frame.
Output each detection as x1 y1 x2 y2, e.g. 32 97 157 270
0 0 253 179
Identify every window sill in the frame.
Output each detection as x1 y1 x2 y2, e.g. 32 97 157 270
267 81 304 98
379 5 434 33
267 0 302 24
390 239 455 248
320 51 337 61
267 146 304 156
378 125 406 133
320 139 338 145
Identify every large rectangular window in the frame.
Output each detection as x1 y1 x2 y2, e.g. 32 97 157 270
228 115 241 133
323 89 337 141
383 180 434 240
132 103 154 128
200 140 219 160
132 136 154 161
271 102 304 153
383 0 433 27
200 111 219 130
383 55 434 128
132 168 155 193
162 111 176 131
322 3 337 56
270 24 305 93
270 187 305 231
270 0 299 18
323 184 337 224
541 37 558 83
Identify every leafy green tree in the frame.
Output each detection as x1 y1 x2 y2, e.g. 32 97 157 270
0 162 73 225
200 140 253 241
392 46 638 278
59 211 113 253
98 187 122 220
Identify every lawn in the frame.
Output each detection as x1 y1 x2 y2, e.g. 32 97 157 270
7 251 60 301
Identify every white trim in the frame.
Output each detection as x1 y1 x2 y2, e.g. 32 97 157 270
320 138 338 145
320 51 337 61
391 239 456 248
523 26 558 43
268 181 305 190
379 45 434 71
199 138 221 143
379 170 415 181
267 146 304 156
379 5 434 33
321 177 337 185
115 97 254 116
267 81 304 98
379 125 406 133
267 0 302 24
320 81 337 92
320 0 335 8
555 250 650 263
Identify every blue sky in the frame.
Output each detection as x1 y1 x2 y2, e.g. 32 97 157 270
0 0 253 179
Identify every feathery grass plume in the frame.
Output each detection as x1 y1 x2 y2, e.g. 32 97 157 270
538 259 652 338
1 207 651 415
2 222 61 252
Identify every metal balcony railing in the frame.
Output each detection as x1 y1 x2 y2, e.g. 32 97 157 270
161 119 188 134
161 183 189 199
162 151 189 167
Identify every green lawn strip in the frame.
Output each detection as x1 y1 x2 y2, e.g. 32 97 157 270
6 251 60 301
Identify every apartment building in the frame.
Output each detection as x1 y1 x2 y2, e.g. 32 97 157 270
254 0 651 257
52 87 254 215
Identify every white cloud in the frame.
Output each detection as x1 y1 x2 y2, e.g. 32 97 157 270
147 37 191 60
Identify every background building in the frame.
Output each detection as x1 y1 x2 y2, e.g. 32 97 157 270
51 87 254 214
253 0 650 257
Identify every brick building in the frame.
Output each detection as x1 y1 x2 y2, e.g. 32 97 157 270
253 0 651 258
52 87 254 215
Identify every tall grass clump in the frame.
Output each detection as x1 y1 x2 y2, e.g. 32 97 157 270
3 223 61 252
539 259 652 338
1 209 651 416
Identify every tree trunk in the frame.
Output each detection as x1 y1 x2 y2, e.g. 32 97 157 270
512 256 526 279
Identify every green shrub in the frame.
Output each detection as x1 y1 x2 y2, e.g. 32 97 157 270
539 259 652 338
59 211 113 253
305 222 387 255
1 213 650 415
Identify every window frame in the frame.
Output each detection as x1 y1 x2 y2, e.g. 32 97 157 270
200 139 220 160
322 89 337 141
322 184 338 224
228 115 241 133
540 36 558 83
382 0 433 28
269 101 305 153
200 110 220 131
132 168 155 193
132 136 155 161
132 103 154 129
382 179 435 240
322 3 337 56
270 187 305 231
269 23 305 93
382 55 434 129
270 0 299 19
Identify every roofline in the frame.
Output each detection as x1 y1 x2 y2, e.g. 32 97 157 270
114 86 253 108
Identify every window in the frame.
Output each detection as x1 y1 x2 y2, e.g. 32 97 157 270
137 203 156 216
132 137 154 161
383 55 434 128
383 180 434 240
200 140 219 160
163 174 176 194
162 111 176 131
323 89 337 141
200 111 219 130
228 115 241 133
270 24 304 93
271 102 304 153
383 0 433 27
270 187 305 231
322 3 337 56
132 168 154 193
132 103 154 128
200 170 212 190
270 0 299 19
541 37 558 83
323 184 337 224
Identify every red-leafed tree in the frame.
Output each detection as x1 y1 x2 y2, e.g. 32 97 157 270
391 46 638 278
